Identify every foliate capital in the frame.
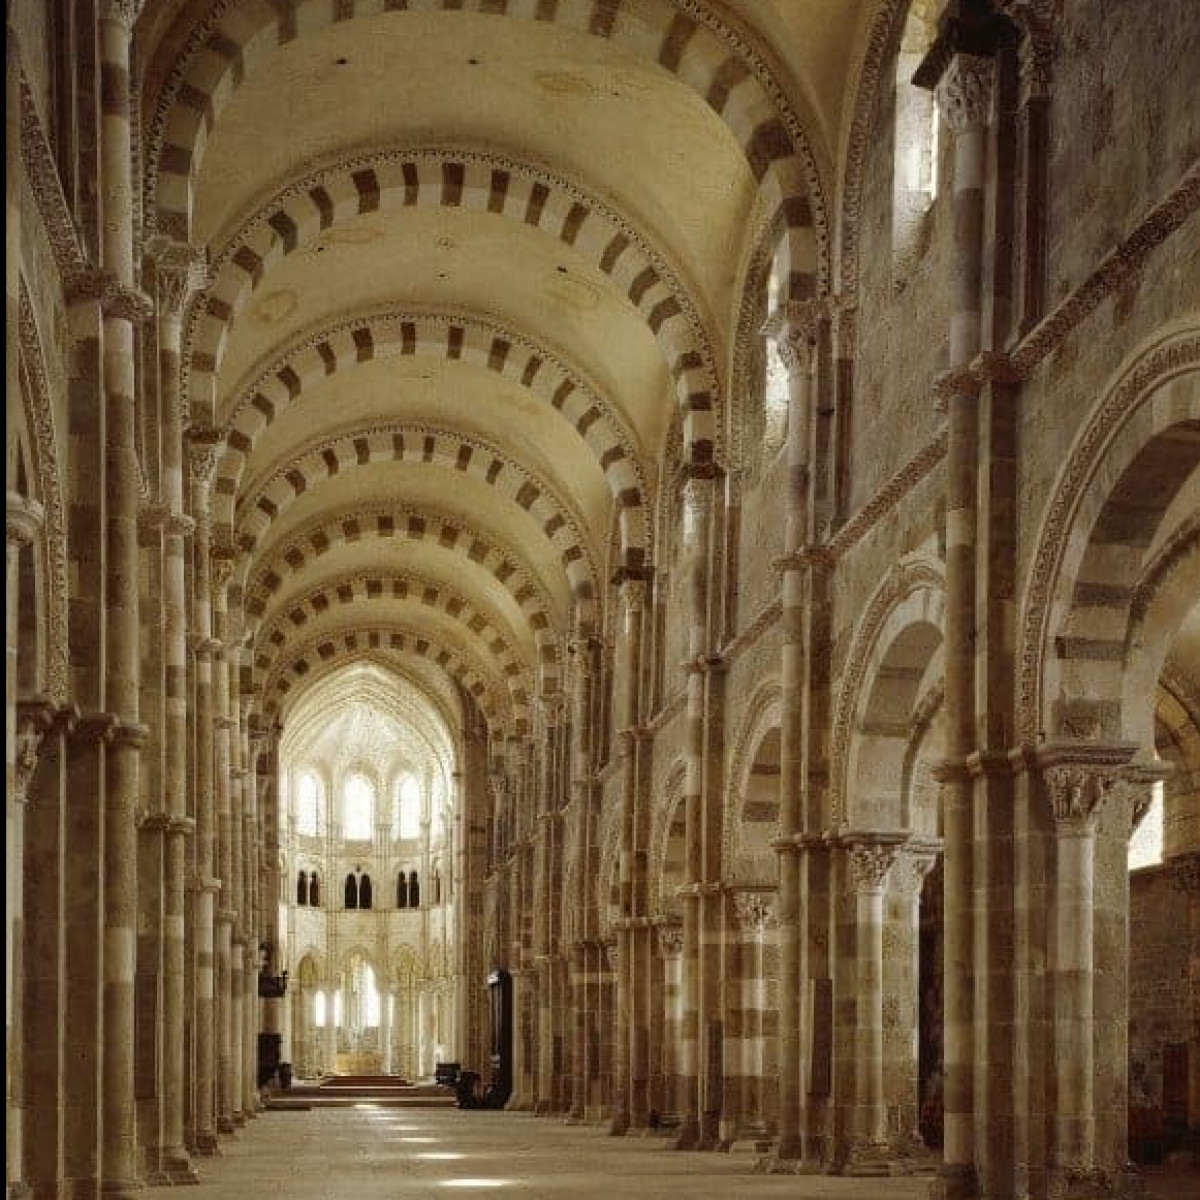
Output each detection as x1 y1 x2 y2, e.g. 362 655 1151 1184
937 54 994 134
847 840 901 894
145 236 208 320
761 299 825 376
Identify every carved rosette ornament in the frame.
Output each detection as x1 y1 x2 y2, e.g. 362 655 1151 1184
936 54 994 134
761 299 824 378
848 842 901 895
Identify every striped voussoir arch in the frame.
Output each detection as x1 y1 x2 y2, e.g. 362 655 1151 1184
241 504 564 688
259 624 521 734
231 423 599 601
216 308 649 566
248 569 536 709
185 149 723 459
1043 415 1200 745
153 0 825 344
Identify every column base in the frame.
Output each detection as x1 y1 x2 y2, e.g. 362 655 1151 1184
191 1131 221 1156
927 1161 978 1198
754 1150 826 1175
1051 1167 1146 1199
99 1176 143 1197
163 1147 200 1185
216 1116 239 1135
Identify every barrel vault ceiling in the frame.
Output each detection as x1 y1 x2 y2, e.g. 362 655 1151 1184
138 0 867 735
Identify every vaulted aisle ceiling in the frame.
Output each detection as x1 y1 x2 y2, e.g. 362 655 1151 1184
138 0 867 735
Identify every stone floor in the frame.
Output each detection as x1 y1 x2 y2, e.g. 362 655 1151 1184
149 1107 1200 1199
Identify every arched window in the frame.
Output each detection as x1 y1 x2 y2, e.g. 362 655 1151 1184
432 870 442 906
893 0 940 283
314 990 327 1028
396 774 421 840
362 963 381 1029
408 870 420 908
1129 780 1165 870
396 871 409 909
344 873 359 910
295 770 324 836
296 870 308 906
359 873 373 910
343 773 374 841
762 256 790 445
308 872 320 907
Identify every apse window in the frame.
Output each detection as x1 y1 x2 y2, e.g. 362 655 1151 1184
344 772 375 841
892 0 940 285
397 774 421 840
762 258 789 448
295 769 324 837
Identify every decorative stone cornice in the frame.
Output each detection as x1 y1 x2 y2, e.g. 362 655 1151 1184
71 711 121 745
111 721 150 749
66 269 154 325
20 77 88 284
936 54 994 134
7 490 45 547
827 434 947 563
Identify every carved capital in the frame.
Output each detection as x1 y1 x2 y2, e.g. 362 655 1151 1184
937 54 994 134
894 844 942 895
13 699 57 804
187 427 225 488
731 889 777 933
761 299 825 376
210 549 237 594
145 236 208 320
164 512 196 539
99 0 144 28
1039 744 1136 833
7 490 45 548
848 841 901 894
616 575 648 618
656 921 684 958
